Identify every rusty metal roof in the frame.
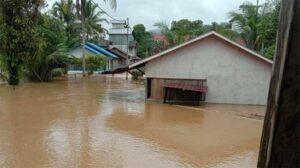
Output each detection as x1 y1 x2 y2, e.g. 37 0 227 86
163 83 208 93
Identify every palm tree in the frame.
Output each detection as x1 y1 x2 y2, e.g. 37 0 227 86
75 0 116 76
52 0 76 35
229 2 261 51
84 0 109 40
76 0 117 14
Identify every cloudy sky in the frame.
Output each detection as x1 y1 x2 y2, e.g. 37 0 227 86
46 0 265 30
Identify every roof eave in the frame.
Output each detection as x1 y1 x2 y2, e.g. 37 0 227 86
129 31 273 69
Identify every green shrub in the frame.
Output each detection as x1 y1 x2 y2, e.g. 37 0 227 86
71 54 107 75
86 54 106 74
131 70 143 80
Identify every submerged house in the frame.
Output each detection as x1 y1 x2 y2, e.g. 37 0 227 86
129 31 273 105
68 42 119 71
107 47 141 69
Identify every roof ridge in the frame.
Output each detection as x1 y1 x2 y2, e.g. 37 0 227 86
129 31 273 69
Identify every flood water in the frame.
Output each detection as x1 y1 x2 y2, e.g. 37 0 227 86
0 76 263 168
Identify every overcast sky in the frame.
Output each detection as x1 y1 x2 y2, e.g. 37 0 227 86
46 0 265 30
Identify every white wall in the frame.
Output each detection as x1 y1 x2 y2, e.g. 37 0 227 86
68 47 112 71
68 47 95 58
145 36 272 105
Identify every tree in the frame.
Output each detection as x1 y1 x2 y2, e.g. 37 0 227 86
75 0 116 77
71 54 106 75
133 24 153 58
229 2 262 51
229 1 280 59
52 0 76 35
84 0 109 40
203 22 239 40
155 19 205 47
26 14 73 82
85 54 106 74
171 19 204 43
154 22 176 46
76 0 117 16
0 0 44 85
258 0 280 59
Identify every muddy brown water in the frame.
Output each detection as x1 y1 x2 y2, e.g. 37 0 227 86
0 76 263 168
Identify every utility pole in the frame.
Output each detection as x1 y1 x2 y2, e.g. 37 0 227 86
125 17 130 80
81 0 86 77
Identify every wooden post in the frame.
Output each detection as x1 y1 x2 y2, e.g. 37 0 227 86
258 0 300 167
163 87 167 103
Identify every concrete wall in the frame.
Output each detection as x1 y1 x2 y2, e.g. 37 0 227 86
145 36 272 105
109 34 134 45
68 47 112 71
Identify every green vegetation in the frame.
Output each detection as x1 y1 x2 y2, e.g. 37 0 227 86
0 0 279 85
85 54 106 74
52 0 77 36
0 0 116 85
171 19 204 44
83 0 109 41
230 1 280 58
131 70 143 80
153 22 176 47
133 24 153 58
72 54 106 75
0 0 44 85
151 0 280 59
26 14 74 82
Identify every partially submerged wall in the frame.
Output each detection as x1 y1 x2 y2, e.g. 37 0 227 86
145 36 272 105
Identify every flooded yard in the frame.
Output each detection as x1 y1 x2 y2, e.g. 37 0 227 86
0 76 263 168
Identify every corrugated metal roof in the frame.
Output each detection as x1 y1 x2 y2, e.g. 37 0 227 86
84 45 102 55
163 83 208 93
86 42 118 59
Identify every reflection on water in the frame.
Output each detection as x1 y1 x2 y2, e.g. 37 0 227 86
0 76 263 168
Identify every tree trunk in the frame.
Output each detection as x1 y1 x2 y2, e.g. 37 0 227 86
258 0 300 167
7 62 19 85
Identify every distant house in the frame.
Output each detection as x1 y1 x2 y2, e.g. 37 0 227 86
107 47 141 69
109 20 137 57
149 29 169 47
129 31 273 105
68 42 118 71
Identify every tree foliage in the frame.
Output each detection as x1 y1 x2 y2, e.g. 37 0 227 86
154 22 176 46
0 0 117 85
171 19 204 43
52 0 77 35
0 0 44 85
154 20 236 47
152 1 280 60
72 54 106 74
133 24 153 58
229 2 261 50
26 14 73 82
85 55 106 74
84 0 109 40
230 0 280 58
